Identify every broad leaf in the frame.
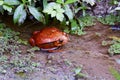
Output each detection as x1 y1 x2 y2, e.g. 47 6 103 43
21 0 26 4
115 7 120 11
28 0 32 5
0 6 4 14
3 5 12 12
71 20 79 31
4 0 20 5
65 0 78 4
0 1 4 5
13 4 27 24
43 2 65 22
64 5 73 20
18 10 27 24
43 0 48 9
28 6 45 23
51 11 56 17
56 0 64 4
56 13 64 22
70 20 79 34
82 0 95 6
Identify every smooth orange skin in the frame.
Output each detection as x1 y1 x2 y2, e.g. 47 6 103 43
29 27 69 52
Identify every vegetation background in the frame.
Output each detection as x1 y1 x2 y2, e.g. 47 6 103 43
0 0 120 80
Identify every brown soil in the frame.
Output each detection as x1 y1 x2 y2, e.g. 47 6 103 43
1 16 120 80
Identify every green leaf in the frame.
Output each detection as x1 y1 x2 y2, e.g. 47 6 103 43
28 0 32 5
70 19 85 35
18 10 27 24
64 5 73 20
0 1 4 5
43 0 48 9
21 0 26 4
82 0 95 6
56 0 64 4
78 15 95 27
3 5 12 12
13 4 27 24
70 20 78 34
43 2 65 22
74 67 87 78
0 6 4 14
115 7 120 11
51 11 56 17
56 13 64 22
71 20 79 31
109 67 120 80
65 0 78 4
28 6 45 24
4 0 20 5
74 67 82 74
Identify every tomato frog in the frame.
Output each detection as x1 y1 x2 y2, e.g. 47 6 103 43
29 27 69 52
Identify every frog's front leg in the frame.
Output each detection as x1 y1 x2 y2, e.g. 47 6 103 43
29 38 36 46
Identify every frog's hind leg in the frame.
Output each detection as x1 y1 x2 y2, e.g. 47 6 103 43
33 31 40 35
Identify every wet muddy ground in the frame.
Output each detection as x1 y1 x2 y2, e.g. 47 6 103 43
1 16 120 80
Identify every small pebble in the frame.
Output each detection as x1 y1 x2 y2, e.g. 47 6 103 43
115 59 120 64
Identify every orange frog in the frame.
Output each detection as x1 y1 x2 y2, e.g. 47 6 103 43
29 27 69 52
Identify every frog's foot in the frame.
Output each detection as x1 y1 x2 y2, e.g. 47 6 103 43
40 47 63 53
29 38 36 46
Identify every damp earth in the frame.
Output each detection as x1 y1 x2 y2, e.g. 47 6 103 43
0 16 120 80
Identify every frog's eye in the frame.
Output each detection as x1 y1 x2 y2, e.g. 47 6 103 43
59 39 63 43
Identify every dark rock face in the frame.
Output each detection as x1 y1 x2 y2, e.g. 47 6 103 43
93 0 109 16
93 0 120 17
76 0 115 17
